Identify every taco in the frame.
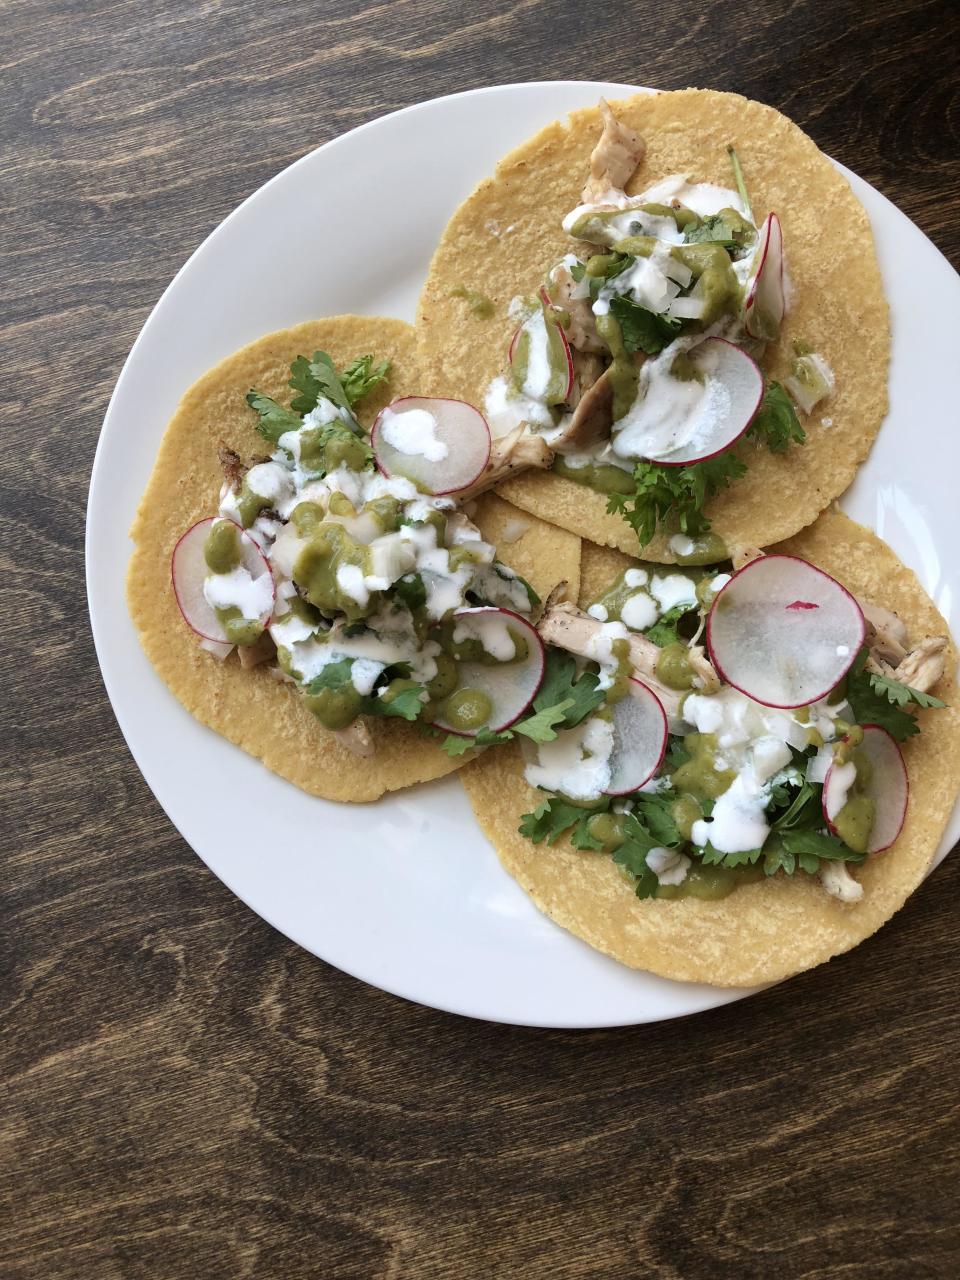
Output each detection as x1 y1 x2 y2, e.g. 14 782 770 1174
127 316 580 803
460 511 959 986
416 90 889 564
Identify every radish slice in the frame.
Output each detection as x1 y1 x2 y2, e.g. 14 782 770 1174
706 555 865 708
604 678 668 796
371 396 491 496
432 607 545 737
171 517 275 645
508 301 574 404
822 725 908 854
744 212 785 342
621 337 763 466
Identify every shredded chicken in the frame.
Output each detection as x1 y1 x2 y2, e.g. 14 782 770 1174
334 719 374 757
552 266 605 354
537 580 571 622
581 99 646 205
567 350 605 410
237 631 277 669
820 860 864 903
549 370 614 451
891 636 948 694
458 424 553 498
731 545 764 572
536 601 721 719
861 601 908 666
218 445 246 491
688 644 721 694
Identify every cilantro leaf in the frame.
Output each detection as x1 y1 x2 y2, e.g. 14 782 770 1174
633 791 683 847
748 381 805 454
780 828 866 872
569 262 586 283
699 842 764 868
611 814 660 899
288 355 324 414
609 295 682 356
341 355 390 406
304 658 425 723
665 736 691 772
304 659 355 696
644 603 694 648
845 648 921 742
867 672 946 711
772 779 820 831
585 253 633 301
437 650 605 757
518 797 606 850
393 573 427 615
374 683 425 722
607 453 746 548
511 698 576 744
302 351 352 413
683 212 749 250
532 649 605 730
763 841 796 877
245 391 302 444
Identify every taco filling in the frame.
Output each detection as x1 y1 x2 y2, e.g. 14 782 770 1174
169 348 554 752
480 101 840 560
507 544 947 904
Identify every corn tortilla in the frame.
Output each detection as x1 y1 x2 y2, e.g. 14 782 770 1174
127 317 580 803
416 90 890 561
460 512 960 986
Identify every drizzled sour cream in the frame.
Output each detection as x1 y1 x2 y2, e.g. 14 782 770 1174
379 406 448 462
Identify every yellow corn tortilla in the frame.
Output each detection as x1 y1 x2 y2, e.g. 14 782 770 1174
127 317 581 803
461 511 960 986
416 89 890 561
470 491 581 606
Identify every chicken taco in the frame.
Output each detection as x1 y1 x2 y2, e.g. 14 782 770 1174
416 90 890 564
458 511 959 986
127 316 580 803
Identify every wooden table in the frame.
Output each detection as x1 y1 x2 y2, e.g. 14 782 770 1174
5 1 959 1275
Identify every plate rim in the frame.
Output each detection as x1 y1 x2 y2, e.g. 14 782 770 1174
86 79 960 1028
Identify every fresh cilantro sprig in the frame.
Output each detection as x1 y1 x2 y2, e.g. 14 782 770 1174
341 355 391 406
611 814 663 899
519 796 607 850
247 349 389 445
748 381 805 453
244 392 302 444
867 672 946 711
607 453 746 547
844 647 945 742
762 830 866 876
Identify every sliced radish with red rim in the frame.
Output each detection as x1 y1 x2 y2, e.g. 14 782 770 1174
431 606 545 737
508 300 574 404
822 725 908 854
171 517 275 645
603 678 668 795
706 555 865 708
744 212 785 342
371 396 491 496
372 396 491 496
624 337 763 467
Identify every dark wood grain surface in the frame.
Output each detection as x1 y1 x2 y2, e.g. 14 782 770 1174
4 1 959 1276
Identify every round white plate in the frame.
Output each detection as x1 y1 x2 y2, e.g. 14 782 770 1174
87 81 960 1027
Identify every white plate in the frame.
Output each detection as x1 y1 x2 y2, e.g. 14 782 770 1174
87 81 960 1028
